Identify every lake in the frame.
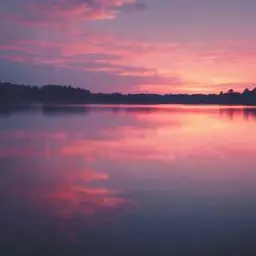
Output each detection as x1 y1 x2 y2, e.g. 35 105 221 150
0 105 256 255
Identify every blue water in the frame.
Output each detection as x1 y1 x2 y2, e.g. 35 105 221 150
0 105 256 255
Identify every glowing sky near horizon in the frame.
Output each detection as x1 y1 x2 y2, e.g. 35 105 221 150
0 0 256 93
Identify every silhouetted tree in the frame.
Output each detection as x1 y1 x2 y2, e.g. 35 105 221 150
1 82 256 106
243 88 250 94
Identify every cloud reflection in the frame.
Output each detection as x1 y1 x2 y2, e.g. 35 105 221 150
1 105 256 253
0 159 136 244
11 166 135 217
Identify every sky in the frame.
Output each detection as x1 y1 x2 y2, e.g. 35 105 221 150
0 0 256 94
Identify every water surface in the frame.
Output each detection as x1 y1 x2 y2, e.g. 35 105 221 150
1 105 256 255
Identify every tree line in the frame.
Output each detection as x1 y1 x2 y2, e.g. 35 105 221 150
1 82 256 105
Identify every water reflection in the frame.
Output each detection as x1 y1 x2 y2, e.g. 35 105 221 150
1 104 256 120
11 167 135 221
1 105 256 255
0 159 136 252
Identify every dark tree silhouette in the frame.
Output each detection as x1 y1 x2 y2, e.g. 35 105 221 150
1 82 256 106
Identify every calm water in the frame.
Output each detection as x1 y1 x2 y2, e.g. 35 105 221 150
1 105 256 255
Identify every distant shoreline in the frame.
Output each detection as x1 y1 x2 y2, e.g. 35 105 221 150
2 102 256 107
1 82 256 106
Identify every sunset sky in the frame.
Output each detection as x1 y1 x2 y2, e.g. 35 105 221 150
0 0 256 93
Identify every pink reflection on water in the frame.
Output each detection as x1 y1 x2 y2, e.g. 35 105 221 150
7 164 136 243
12 167 135 218
60 106 256 164
1 105 256 243
57 106 256 202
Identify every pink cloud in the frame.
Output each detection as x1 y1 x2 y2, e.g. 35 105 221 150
0 34 188 91
0 1 255 93
0 131 67 140
8 0 146 28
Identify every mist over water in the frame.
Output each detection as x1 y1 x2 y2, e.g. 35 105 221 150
1 105 256 255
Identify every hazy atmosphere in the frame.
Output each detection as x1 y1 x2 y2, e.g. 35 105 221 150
1 2 256 255
1 0 256 93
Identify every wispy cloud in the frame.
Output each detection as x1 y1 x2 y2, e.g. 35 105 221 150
0 0 256 93
2 0 147 28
